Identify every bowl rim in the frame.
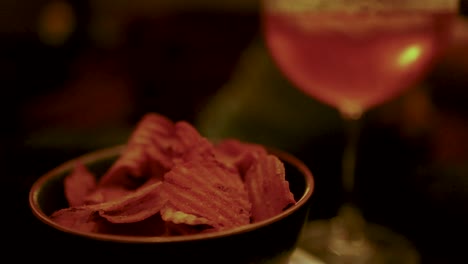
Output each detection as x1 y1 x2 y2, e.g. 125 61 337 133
29 144 314 243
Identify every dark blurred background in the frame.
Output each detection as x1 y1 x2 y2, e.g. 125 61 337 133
2 0 468 263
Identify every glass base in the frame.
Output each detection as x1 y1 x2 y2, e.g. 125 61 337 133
297 220 420 264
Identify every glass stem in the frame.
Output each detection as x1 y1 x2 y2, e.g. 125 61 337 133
327 114 371 258
342 115 361 203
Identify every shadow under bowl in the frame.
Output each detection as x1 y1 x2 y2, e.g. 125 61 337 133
29 145 314 264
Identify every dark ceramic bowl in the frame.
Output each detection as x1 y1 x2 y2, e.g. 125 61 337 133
29 145 314 264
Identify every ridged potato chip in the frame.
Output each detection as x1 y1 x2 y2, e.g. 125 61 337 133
51 113 296 236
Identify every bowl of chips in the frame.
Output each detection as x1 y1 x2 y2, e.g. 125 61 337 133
29 113 314 264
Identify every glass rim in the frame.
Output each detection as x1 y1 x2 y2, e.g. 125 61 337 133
263 0 460 12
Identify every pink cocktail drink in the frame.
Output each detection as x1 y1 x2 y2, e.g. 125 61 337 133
264 10 455 117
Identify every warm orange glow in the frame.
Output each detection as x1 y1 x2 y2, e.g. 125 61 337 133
38 1 76 46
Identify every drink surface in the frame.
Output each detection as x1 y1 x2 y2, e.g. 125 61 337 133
264 10 455 118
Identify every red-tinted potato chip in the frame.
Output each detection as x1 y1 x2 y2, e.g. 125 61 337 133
99 113 176 188
162 159 251 231
160 203 214 226
154 120 217 169
51 182 167 233
99 145 152 188
175 139 217 168
214 139 268 178
49 207 101 233
174 121 203 149
98 114 212 191
98 182 167 224
83 186 133 205
51 209 168 236
98 213 168 237
64 161 97 207
244 154 296 223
